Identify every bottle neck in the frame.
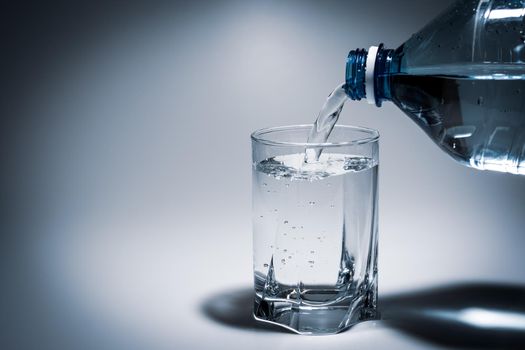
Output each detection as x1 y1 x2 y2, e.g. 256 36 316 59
345 44 395 107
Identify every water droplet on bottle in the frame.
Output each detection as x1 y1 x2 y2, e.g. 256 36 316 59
310 250 315 254
477 96 484 105
288 255 292 259
266 190 271 193
300 226 304 229
283 232 287 236
308 260 315 264
283 249 287 253
259 215 264 218
317 236 321 240
283 220 288 224
309 201 316 205
281 259 286 264
263 263 269 268
263 183 267 186
274 209 278 212
270 245 274 248
292 226 296 229
330 204 335 208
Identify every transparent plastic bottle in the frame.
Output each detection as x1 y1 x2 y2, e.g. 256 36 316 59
346 0 525 174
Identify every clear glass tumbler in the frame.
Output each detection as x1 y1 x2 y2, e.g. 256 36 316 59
251 124 379 335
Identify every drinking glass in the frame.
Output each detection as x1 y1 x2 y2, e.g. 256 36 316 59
251 124 379 335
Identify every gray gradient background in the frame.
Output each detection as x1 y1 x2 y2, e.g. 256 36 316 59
2 0 525 349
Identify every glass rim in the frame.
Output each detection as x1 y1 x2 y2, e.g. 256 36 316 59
251 124 380 147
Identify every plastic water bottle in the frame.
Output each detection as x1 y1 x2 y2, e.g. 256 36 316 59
345 0 525 174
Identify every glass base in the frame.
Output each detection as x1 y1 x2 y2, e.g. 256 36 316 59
253 293 378 335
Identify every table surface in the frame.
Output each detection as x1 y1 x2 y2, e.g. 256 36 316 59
5 212 525 350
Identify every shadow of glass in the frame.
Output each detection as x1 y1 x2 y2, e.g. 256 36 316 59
381 283 525 349
201 283 525 346
200 288 292 333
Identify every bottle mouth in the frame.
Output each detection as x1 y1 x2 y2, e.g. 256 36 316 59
345 44 385 105
345 48 368 101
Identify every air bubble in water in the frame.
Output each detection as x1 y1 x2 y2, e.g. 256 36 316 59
477 96 484 105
